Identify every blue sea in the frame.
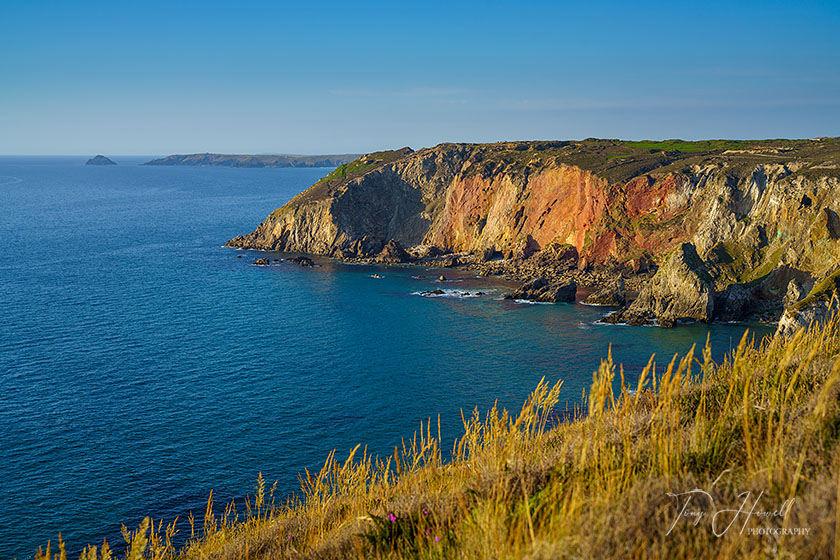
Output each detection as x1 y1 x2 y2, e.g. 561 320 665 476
0 156 773 558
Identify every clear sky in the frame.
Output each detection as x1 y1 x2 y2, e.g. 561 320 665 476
1 0 838 155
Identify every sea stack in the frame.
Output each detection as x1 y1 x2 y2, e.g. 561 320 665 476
85 155 116 165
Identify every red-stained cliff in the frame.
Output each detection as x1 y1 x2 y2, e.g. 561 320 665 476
227 139 840 325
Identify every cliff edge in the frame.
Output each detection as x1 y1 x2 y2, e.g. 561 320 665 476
227 138 840 327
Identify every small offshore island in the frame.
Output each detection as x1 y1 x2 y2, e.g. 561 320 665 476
228 138 840 335
85 155 116 165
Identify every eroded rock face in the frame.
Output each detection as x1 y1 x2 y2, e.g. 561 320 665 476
504 277 577 303
582 277 626 306
227 140 840 325
715 284 755 322
783 278 806 308
607 243 714 327
377 240 411 263
777 270 840 336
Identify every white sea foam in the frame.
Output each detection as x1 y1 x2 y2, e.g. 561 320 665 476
412 289 486 299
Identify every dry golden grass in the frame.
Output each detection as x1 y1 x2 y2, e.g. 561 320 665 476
35 312 840 559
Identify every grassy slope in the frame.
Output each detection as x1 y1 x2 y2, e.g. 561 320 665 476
39 311 840 560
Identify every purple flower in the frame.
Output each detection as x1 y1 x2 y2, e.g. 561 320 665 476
425 529 431 535
435 536 440 542
422 508 429 515
388 513 397 522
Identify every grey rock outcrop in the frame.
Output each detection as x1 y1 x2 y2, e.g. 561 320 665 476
715 284 754 322
783 278 806 308
777 270 840 336
582 277 626 306
377 240 411 263
504 277 577 303
605 243 714 327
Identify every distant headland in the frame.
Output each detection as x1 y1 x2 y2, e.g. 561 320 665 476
143 153 362 168
85 155 116 165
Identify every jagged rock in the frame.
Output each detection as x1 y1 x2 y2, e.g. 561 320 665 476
422 289 445 295
715 284 754 322
504 277 576 303
777 270 840 336
442 255 460 267
288 256 314 267
478 247 498 261
577 257 590 271
810 207 840 243
411 245 443 259
377 240 411 263
783 278 806 308
514 236 541 260
583 277 626 306
608 243 714 326
253 258 270 266
626 256 650 274
438 275 447 281
540 243 578 264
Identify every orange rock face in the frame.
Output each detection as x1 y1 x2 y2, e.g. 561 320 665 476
425 165 694 266
428 165 611 257
229 142 840 285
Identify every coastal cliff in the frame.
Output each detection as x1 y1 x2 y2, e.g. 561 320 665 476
227 138 840 327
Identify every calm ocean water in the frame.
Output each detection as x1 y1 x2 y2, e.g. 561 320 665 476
0 156 773 558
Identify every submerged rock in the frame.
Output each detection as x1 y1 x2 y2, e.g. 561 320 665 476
253 258 270 266
424 289 445 295
504 277 576 303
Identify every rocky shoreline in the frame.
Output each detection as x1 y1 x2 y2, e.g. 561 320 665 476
227 139 840 334
243 239 788 328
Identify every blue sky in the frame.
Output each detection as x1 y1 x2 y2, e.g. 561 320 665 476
1 0 838 155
